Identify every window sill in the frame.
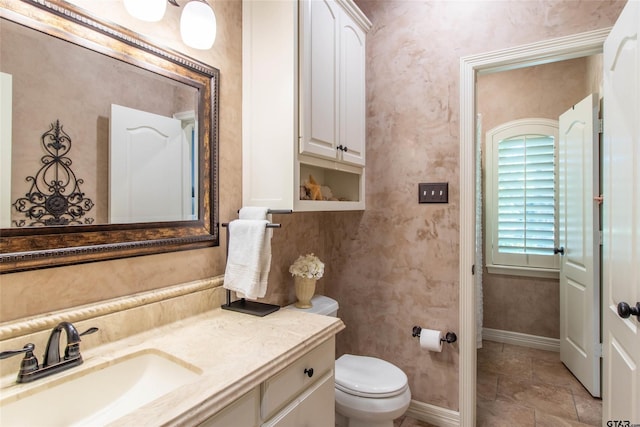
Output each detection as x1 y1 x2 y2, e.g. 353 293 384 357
486 264 559 279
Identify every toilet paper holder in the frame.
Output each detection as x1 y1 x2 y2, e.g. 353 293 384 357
412 326 457 344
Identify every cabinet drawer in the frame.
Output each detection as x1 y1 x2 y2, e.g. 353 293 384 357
261 338 334 420
261 371 335 427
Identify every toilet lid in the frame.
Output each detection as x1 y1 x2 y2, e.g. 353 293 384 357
335 354 408 398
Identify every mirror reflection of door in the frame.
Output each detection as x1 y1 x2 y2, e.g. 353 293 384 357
477 55 603 393
109 104 195 223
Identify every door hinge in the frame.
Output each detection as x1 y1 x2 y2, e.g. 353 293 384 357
599 230 603 246
598 118 604 134
472 264 475 275
596 343 603 358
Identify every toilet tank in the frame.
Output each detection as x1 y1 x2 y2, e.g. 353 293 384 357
286 295 339 317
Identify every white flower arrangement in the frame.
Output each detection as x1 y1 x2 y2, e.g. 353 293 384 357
289 253 325 279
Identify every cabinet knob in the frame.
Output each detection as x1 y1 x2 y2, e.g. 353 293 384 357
304 368 314 378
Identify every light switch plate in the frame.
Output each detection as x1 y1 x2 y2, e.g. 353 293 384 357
419 183 448 203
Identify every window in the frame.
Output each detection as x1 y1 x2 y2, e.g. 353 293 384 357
485 119 560 277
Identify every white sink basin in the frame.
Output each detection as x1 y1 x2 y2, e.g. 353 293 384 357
0 349 201 426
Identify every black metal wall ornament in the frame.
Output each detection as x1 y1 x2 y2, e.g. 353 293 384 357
12 120 94 227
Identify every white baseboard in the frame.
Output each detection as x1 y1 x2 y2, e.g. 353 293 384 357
405 400 460 427
482 328 560 352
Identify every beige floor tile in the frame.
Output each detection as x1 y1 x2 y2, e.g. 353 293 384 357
477 398 536 427
497 376 578 420
478 349 533 380
573 393 602 426
477 369 499 401
502 343 560 363
535 410 599 427
479 340 504 354
569 379 600 400
533 358 580 388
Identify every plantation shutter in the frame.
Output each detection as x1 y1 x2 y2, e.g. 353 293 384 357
485 118 559 274
497 134 556 255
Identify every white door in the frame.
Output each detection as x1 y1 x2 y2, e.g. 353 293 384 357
558 93 601 397
602 0 640 423
110 104 191 223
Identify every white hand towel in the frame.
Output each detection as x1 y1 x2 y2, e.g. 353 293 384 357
223 219 272 299
239 207 270 220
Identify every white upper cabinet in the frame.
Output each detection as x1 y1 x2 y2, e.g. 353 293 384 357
300 0 367 166
339 12 367 165
242 0 370 211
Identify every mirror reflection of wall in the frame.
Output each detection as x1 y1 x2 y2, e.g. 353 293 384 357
0 72 12 228
1 19 198 226
477 54 602 340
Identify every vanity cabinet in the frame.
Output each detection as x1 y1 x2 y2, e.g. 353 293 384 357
242 0 371 212
198 338 335 427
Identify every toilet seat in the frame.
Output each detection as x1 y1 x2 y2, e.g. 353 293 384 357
335 354 409 398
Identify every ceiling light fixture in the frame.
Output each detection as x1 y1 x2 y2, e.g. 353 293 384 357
123 0 217 50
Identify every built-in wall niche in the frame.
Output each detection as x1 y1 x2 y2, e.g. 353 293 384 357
297 163 364 211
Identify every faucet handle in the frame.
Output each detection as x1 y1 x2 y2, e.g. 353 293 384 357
0 343 35 359
80 327 99 337
0 343 40 374
64 326 99 360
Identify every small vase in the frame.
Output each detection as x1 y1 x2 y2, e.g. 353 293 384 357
294 276 316 308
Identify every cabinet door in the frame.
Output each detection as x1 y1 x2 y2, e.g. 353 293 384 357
338 11 366 166
199 387 259 427
300 0 340 161
262 371 335 427
295 371 335 426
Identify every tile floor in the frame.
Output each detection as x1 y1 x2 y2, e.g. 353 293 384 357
394 341 602 427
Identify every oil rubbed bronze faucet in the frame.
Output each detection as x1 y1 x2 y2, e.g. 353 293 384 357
0 322 98 383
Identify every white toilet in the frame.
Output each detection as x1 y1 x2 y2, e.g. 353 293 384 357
286 295 411 427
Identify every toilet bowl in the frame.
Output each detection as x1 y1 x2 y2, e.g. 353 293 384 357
286 295 411 427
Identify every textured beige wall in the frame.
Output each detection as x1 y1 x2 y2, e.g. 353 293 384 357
0 0 625 414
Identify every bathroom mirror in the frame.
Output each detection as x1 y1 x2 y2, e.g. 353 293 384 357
0 0 219 272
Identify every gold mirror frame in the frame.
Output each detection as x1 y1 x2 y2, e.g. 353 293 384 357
0 0 219 273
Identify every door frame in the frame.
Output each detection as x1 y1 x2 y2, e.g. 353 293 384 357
458 28 610 427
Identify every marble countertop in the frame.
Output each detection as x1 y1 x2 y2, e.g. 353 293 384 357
0 307 344 426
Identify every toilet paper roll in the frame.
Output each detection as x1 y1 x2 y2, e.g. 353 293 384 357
419 328 444 352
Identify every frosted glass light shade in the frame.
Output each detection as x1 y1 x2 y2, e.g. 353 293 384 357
180 1 217 50
123 0 167 22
